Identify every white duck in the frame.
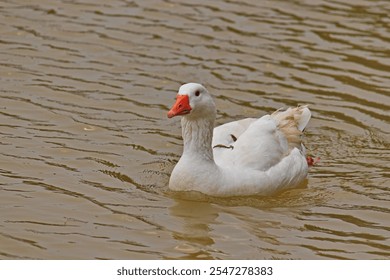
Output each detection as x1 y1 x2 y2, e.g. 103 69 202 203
167 83 312 197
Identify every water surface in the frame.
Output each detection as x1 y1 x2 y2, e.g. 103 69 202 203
0 0 389 259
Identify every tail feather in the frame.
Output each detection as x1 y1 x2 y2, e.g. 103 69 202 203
296 105 311 132
271 105 311 150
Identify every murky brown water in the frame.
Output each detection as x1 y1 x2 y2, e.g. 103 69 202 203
1 0 389 259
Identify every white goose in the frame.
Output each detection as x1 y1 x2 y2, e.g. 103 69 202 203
167 83 313 197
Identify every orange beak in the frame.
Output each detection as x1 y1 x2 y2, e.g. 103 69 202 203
167 95 192 118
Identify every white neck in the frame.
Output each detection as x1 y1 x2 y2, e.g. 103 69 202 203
181 116 215 162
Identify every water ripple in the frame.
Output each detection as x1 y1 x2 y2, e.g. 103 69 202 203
0 0 389 259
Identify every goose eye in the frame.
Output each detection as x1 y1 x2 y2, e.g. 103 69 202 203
195 90 200 97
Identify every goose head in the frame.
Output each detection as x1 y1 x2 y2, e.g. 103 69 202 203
167 83 216 120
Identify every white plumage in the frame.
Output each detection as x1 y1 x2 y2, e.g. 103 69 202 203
167 83 312 196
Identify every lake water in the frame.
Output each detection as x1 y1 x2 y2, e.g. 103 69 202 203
0 0 389 259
